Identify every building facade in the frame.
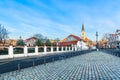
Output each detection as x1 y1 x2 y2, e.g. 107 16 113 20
25 37 37 46
107 30 120 48
59 34 81 46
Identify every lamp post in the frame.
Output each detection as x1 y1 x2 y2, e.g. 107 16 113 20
96 32 98 51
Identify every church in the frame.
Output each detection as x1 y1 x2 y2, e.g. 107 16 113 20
59 24 90 46
81 23 89 43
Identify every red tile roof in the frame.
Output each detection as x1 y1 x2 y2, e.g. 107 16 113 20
68 34 81 41
59 34 81 46
61 34 81 42
25 37 37 42
59 41 78 46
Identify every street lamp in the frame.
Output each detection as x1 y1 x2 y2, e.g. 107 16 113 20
96 32 98 50
96 32 98 51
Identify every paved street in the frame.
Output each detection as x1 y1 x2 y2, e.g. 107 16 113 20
0 51 120 80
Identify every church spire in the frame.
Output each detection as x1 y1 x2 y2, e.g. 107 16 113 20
82 23 85 31
81 23 86 40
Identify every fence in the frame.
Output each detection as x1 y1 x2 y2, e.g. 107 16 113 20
0 45 76 59
100 49 120 57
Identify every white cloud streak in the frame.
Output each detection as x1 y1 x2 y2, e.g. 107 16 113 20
0 0 120 41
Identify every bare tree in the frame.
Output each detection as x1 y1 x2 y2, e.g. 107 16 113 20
102 33 110 40
34 34 44 40
0 24 8 45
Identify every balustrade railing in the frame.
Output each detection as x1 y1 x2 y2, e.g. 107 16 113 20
0 45 77 59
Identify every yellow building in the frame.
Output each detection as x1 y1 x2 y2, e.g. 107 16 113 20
81 24 94 47
0 39 17 47
9 39 17 46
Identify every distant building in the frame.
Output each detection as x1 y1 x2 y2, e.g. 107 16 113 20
107 29 120 48
0 39 17 47
77 41 88 50
9 39 17 46
50 39 60 43
59 34 81 46
25 37 37 46
59 24 92 47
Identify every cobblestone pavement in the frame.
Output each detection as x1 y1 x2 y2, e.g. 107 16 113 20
0 51 120 80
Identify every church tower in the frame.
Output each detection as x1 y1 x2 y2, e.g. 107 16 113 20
81 23 86 40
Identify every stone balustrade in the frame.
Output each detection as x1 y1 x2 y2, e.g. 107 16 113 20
0 45 77 59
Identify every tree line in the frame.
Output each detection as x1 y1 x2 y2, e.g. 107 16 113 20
16 34 60 46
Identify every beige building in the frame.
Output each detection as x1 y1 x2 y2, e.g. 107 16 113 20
0 39 17 47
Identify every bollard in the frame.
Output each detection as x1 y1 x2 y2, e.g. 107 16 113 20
44 58 46 65
96 49 99 51
52 57 54 62
18 64 20 71
33 60 35 67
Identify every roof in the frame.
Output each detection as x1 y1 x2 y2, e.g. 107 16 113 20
59 41 78 46
116 29 120 32
60 34 81 46
109 34 115 37
25 37 37 42
61 38 67 42
68 34 81 40
61 34 81 42
84 37 89 42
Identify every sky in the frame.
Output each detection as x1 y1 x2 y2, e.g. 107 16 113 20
0 0 120 41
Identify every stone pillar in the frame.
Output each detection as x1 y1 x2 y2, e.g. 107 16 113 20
8 46 13 58
51 46 53 53
75 45 77 51
24 46 28 56
61 46 63 52
35 46 38 55
69 46 71 51
44 46 47 53
72 45 74 51
65 46 67 51
57 46 59 52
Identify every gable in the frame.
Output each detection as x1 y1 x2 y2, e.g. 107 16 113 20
66 36 77 41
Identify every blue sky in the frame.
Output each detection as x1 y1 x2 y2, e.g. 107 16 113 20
0 0 120 41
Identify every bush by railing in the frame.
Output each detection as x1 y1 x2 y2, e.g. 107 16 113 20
53 48 57 51
0 48 8 55
38 48 44 52
28 48 35 53
47 48 51 52
14 48 24 54
63 47 65 51
59 47 61 51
